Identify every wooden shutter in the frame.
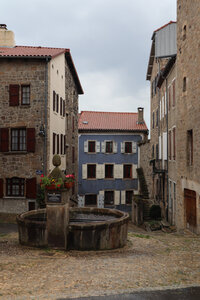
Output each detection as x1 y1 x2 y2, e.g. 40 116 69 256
57 134 59 154
53 133 56 154
132 142 137 153
163 132 167 160
53 91 56 111
96 141 100 153
9 85 19 106
121 191 125 204
114 164 123 179
101 141 105 153
114 191 120 205
60 134 63 155
113 142 117 153
63 99 65 117
84 140 88 152
27 128 35 152
60 97 62 115
72 146 75 163
26 177 37 199
96 164 103 179
121 142 125 153
0 128 9 152
82 164 87 179
168 86 171 111
169 131 172 160
173 127 176 160
0 179 4 198
64 135 66 154
56 94 59 112
72 116 75 132
132 164 138 179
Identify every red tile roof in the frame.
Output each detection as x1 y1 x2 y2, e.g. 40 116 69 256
79 111 148 132
0 45 68 58
154 21 176 33
0 46 84 94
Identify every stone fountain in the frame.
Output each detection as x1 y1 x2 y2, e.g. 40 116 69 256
17 156 129 251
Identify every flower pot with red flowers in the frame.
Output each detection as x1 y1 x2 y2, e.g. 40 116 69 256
64 174 75 189
40 175 64 190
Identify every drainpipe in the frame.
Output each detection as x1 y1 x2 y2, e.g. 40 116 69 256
166 77 169 220
43 58 49 175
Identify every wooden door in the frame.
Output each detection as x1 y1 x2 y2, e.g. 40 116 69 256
184 189 196 229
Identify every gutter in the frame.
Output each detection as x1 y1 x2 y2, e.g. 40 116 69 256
43 58 50 175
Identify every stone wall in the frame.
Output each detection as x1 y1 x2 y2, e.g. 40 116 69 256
139 140 153 199
176 0 200 233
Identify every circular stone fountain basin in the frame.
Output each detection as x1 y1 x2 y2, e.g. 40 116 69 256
17 207 129 250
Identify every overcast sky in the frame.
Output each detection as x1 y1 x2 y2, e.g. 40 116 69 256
1 0 176 130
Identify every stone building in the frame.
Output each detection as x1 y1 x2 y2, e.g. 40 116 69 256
176 0 200 234
0 25 83 213
78 109 148 213
142 21 177 222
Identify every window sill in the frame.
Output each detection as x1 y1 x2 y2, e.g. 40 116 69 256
3 151 28 155
20 104 30 108
3 196 26 200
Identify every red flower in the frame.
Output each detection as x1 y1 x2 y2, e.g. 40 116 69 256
40 174 44 177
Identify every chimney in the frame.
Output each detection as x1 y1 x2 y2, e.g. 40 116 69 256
0 24 15 47
137 107 144 124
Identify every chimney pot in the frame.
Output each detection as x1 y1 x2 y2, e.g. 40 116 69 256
0 24 7 30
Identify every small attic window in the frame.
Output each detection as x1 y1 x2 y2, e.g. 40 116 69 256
82 121 88 124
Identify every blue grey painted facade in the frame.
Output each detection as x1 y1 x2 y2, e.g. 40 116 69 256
78 133 143 212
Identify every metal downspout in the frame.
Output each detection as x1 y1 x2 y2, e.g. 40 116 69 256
166 77 169 220
43 58 49 175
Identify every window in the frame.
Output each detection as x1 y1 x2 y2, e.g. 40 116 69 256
156 109 158 127
21 85 30 105
56 94 59 113
87 164 96 179
72 115 75 132
106 141 113 153
152 112 155 129
105 164 114 179
66 113 69 130
6 177 24 197
169 131 172 160
53 133 56 154
152 144 154 158
104 191 114 206
11 128 26 151
85 194 97 206
172 80 176 107
63 99 65 117
60 97 62 115
183 77 187 92
187 130 193 165
173 127 176 160
125 142 132 153
88 141 96 153
53 91 56 111
168 86 171 111
123 165 132 179
72 146 75 163
126 190 133 205
57 134 59 154
156 144 159 160
183 24 186 40
60 134 63 155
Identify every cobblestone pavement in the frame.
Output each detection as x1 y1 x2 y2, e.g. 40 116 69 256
0 224 199 300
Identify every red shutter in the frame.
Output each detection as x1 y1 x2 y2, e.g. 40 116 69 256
0 128 9 152
173 80 176 106
53 91 56 111
27 128 35 152
173 128 176 160
26 177 37 199
0 179 4 198
9 85 19 106
168 86 171 111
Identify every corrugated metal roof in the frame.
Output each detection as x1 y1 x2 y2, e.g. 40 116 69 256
78 111 148 132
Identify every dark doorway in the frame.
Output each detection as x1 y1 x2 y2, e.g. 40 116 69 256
85 194 97 207
184 189 196 231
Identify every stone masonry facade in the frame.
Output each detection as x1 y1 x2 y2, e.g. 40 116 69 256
0 52 82 213
176 0 200 233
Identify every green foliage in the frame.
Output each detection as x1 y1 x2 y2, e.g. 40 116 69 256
40 176 64 190
149 205 161 220
132 233 150 239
